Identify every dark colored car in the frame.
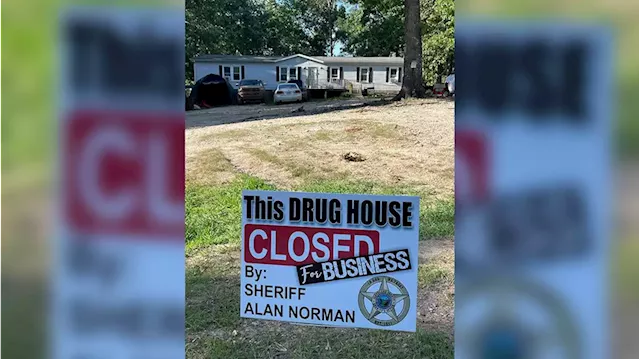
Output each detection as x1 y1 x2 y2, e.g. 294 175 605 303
237 79 266 104
287 79 308 101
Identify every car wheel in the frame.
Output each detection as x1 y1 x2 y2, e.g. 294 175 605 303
442 90 450 98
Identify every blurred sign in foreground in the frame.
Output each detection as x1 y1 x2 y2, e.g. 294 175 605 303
54 8 185 359
455 21 612 359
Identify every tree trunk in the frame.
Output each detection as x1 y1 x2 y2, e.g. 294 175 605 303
394 0 425 100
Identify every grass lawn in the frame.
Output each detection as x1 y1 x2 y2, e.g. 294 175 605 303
186 176 454 251
185 100 455 358
185 176 455 358
186 241 454 359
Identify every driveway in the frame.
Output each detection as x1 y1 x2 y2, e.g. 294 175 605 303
186 98 385 128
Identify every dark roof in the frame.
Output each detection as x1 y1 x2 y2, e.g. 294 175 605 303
193 54 282 63
193 54 404 66
317 56 404 66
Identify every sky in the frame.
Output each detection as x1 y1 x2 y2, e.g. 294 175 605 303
332 41 345 56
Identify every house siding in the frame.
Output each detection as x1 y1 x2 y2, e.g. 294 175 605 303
275 58 325 90
194 56 404 92
324 64 401 84
194 58 326 90
341 66 358 82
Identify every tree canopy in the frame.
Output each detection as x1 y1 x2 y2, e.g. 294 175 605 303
185 0 454 83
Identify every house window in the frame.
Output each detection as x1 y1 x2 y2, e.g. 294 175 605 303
331 67 339 81
233 66 241 81
289 67 297 80
280 67 289 82
390 68 398 82
223 66 231 80
360 68 369 82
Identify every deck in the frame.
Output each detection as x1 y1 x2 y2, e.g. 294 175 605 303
307 79 349 90
307 79 401 95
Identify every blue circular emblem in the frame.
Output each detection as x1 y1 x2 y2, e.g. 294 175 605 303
481 328 525 359
375 292 393 310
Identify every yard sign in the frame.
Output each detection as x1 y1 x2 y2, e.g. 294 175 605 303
240 190 419 332
55 8 185 359
455 21 611 359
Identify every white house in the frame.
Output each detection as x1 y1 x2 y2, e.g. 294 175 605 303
192 54 405 92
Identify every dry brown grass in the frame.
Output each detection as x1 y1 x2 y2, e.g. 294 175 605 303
185 99 457 355
186 148 237 185
186 99 454 200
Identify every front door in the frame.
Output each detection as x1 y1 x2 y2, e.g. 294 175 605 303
307 67 318 88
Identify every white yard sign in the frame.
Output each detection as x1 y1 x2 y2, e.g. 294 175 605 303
455 21 611 359
240 191 420 332
55 9 185 359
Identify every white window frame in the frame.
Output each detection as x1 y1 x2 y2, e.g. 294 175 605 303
223 65 242 81
289 67 297 80
279 66 289 82
330 67 340 81
390 67 399 82
360 68 369 83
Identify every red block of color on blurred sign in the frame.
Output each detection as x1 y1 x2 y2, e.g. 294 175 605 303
244 224 380 265
64 110 185 237
456 130 489 203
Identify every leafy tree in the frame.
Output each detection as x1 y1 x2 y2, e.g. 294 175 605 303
263 0 313 55
185 0 346 80
290 0 347 56
338 0 454 85
421 0 454 83
184 0 453 85
185 0 270 79
339 0 404 56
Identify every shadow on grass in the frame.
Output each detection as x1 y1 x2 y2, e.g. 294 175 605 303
185 98 396 129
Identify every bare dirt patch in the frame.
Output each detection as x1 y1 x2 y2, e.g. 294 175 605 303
185 99 454 199
417 240 454 333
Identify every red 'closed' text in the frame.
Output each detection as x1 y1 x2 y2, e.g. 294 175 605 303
244 224 380 266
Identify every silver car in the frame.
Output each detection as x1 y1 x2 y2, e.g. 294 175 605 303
274 83 302 104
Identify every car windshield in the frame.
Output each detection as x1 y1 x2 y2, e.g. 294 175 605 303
278 84 298 90
240 80 262 86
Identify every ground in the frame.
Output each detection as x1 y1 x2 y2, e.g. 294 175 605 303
186 98 453 197
187 97 385 128
185 98 456 358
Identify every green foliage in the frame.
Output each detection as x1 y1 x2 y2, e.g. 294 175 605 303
339 0 405 56
421 0 454 83
185 0 345 80
337 0 454 83
185 0 269 79
186 0 455 85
